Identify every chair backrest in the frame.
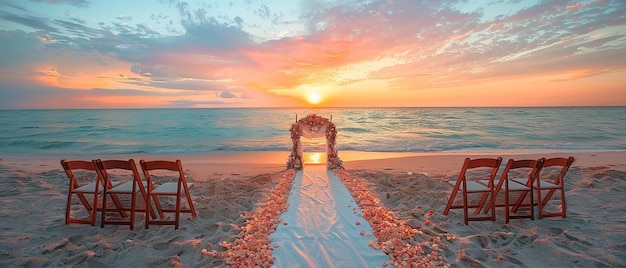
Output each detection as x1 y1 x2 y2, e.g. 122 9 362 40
139 159 186 185
140 160 182 172
97 159 138 170
464 157 503 170
61 159 101 188
500 158 544 181
62 159 97 171
539 157 574 185
95 159 142 186
459 157 503 185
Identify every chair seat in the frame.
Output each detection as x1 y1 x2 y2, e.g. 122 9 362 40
152 182 194 194
449 180 489 192
508 181 530 191
109 181 148 193
480 179 528 191
512 178 560 189
75 181 121 192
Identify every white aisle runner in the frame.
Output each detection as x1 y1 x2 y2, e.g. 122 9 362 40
270 164 390 267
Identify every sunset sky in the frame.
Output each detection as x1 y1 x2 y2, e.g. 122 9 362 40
1 0 625 109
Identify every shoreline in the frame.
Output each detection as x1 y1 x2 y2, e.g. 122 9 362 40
2 149 624 175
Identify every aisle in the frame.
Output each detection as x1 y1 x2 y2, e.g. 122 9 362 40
270 164 390 267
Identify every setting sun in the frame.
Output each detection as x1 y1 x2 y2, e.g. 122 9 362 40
307 91 321 105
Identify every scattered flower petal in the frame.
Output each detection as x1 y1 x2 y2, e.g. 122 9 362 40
221 170 296 267
335 170 448 267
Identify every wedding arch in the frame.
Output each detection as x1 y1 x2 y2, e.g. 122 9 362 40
286 114 343 170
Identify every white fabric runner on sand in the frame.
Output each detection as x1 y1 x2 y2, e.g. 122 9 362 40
270 164 390 267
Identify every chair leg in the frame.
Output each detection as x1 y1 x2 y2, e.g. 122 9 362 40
542 189 557 206
482 194 493 214
443 182 462 216
504 181 510 224
152 195 165 219
508 189 534 222
65 192 73 224
528 185 534 221
130 191 136 230
184 189 197 217
145 193 152 229
75 192 93 212
175 192 181 230
560 188 567 218
90 192 99 226
140 189 157 220
537 185 545 219
110 193 128 218
475 192 490 214
489 189 496 221
462 189 469 225
510 188 527 212
101 192 108 228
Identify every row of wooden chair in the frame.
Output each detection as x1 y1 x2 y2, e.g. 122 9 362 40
62 159 196 230
443 156 574 225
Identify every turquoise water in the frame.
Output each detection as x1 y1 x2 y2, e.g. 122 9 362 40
1 107 625 158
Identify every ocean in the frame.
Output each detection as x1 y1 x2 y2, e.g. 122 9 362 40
1 107 625 158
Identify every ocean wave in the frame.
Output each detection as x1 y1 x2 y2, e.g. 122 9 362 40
1 107 624 157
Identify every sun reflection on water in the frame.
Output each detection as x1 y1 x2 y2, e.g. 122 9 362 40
304 152 326 165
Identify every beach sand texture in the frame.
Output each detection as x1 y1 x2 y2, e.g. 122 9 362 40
0 151 625 267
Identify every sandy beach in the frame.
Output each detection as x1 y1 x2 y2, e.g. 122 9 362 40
1 150 625 267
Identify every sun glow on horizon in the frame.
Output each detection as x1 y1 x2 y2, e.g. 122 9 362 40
307 91 322 105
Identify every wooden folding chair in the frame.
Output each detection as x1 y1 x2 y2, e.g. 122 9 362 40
96 159 157 229
140 159 197 229
443 157 502 225
514 157 574 219
62 159 122 226
488 158 544 223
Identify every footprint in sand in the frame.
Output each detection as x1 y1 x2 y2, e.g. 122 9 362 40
68 235 82 244
548 227 564 235
490 232 514 247
153 242 171 250
514 234 535 247
564 232 593 247
40 239 69 254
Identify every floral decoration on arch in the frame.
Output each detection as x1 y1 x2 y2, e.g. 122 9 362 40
286 114 343 170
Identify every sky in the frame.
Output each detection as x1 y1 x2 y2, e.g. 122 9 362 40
0 0 625 109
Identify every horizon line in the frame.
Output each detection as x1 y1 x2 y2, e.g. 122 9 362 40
2 105 626 111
